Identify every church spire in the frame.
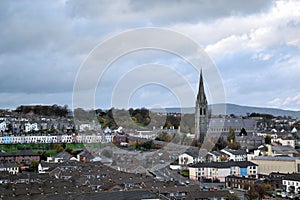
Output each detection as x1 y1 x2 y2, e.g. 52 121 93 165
195 69 208 143
197 69 207 104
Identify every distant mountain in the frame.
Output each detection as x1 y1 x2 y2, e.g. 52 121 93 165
151 103 300 118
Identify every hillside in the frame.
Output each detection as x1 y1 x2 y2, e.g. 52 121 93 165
151 103 300 118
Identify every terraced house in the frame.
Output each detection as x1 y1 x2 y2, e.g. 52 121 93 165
189 161 258 182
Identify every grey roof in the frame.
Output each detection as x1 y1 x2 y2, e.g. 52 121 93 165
0 150 39 157
78 151 95 159
0 162 17 168
271 145 298 154
222 148 247 155
189 190 229 198
41 190 157 200
189 161 257 168
283 173 300 181
54 151 72 161
253 156 300 161
209 118 255 130
209 151 227 157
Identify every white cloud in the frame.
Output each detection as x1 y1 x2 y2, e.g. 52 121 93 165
267 94 300 109
169 1 300 57
252 52 273 61
283 93 300 106
267 98 282 107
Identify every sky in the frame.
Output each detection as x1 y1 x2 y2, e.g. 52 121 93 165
1 0 300 111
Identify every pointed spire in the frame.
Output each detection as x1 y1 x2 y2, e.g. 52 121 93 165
197 69 207 103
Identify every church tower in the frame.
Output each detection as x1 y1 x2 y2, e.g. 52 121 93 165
195 70 208 143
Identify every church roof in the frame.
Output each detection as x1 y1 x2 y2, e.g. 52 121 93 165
209 118 255 130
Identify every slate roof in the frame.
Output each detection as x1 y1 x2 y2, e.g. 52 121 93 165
209 118 255 130
271 145 298 154
0 162 17 168
189 161 257 168
253 156 300 161
41 190 158 200
283 173 300 181
188 190 229 199
209 151 227 156
78 151 95 159
222 148 247 155
54 151 72 161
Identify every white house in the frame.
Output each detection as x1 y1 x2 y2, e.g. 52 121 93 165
206 151 228 162
0 162 19 174
179 152 198 165
282 173 300 194
178 149 206 165
0 121 6 132
221 148 247 161
272 138 295 148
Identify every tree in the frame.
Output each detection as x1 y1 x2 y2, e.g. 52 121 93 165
228 141 241 150
240 128 247 136
227 127 235 143
158 132 172 142
227 193 239 200
254 184 266 199
213 137 228 150
265 135 272 144
38 151 50 161
30 160 39 173
247 186 259 200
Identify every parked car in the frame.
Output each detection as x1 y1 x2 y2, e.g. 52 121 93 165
210 187 218 191
287 193 294 199
281 192 287 198
200 186 209 190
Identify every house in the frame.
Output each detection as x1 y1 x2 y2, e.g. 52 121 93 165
220 148 247 161
179 152 198 165
78 151 95 162
0 150 40 164
266 172 287 190
226 175 257 190
272 138 296 148
206 151 228 162
178 149 204 165
14 150 40 164
0 162 19 174
188 161 258 182
282 173 300 194
46 151 74 163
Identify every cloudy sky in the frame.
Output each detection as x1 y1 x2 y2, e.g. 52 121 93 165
1 0 300 111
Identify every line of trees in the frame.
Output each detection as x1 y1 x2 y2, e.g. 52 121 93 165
16 104 69 117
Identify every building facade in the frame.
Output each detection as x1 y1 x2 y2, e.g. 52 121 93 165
251 156 300 175
189 161 258 182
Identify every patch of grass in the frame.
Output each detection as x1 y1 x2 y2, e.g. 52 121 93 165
32 150 57 156
180 171 189 177
66 143 84 149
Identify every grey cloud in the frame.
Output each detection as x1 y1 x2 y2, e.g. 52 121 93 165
66 0 273 26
